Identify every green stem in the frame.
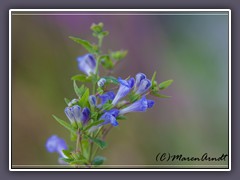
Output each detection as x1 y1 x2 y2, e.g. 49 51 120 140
98 36 103 48
76 129 80 153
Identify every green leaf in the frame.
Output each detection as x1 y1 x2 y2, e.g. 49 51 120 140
71 74 92 82
92 156 106 165
159 79 173 90
84 120 104 131
100 55 114 69
64 98 70 105
110 50 128 61
69 36 95 53
52 115 76 134
62 150 72 158
151 92 171 98
102 76 119 85
86 136 107 149
78 88 89 107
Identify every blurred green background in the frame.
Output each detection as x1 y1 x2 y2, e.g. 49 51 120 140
12 12 229 168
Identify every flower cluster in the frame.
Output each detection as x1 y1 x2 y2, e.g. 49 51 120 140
46 22 172 167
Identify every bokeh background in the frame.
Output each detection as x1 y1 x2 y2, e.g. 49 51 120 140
11 11 229 168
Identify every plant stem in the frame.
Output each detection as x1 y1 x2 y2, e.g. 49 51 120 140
76 129 80 153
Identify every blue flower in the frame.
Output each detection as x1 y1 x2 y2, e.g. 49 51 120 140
64 105 91 125
64 105 81 124
111 77 135 106
77 54 96 76
46 135 67 158
88 109 119 132
119 96 154 115
81 107 91 125
135 73 146 89
134 73 151 95
97 78 106 87
97 91 115 108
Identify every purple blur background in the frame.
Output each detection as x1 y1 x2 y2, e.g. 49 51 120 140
11 12 229 167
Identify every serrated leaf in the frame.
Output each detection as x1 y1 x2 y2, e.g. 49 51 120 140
84 120 104 131
86 136 107 149
71 74 92 82
159 80 173 90
102 76 119 85
92 156 106 165
52 115 76 134
78 88 89 107
151 92 171 98
69 36 95 53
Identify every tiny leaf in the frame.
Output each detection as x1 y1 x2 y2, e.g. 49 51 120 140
151 92 171 98
159 80 173 90
64 98 70 105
